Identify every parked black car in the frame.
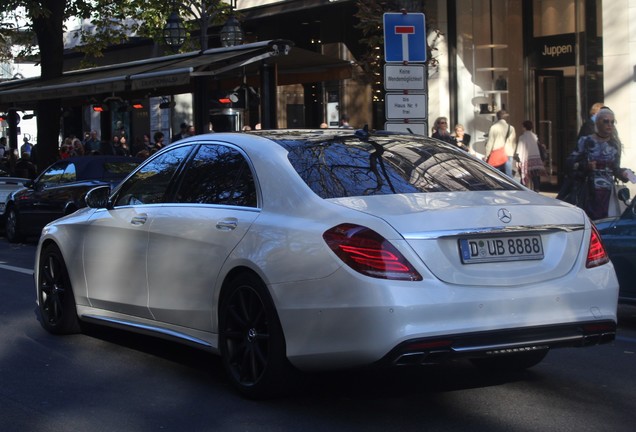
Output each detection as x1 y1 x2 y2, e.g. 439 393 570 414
1 175 30 231
595 188 636 304
4 156 141 243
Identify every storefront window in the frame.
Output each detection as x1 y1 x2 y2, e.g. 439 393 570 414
531 0 602 187
455 0 523 157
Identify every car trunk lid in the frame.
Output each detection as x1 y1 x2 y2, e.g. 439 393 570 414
329 191 587 286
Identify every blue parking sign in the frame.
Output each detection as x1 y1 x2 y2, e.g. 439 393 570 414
383 13 426 63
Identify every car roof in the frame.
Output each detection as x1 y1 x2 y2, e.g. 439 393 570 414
54 156 142 180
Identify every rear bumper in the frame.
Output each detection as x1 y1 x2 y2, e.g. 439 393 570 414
379 320 617 366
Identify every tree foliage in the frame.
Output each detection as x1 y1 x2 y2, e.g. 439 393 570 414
354 0 441 87
1 1 232 67
0 1 232 170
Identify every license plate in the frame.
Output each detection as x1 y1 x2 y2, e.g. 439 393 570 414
459 235 544 264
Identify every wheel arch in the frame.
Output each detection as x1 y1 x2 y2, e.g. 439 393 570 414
37 238 74 290
218 266 269 313
36 239 82 334
4 201 23 243
4 200 16 216
216 266 283 333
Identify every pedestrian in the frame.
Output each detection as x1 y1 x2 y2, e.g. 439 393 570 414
172 122 188 142
114 136 130 156
29 142 38 171
516 120 546 192
151 131 165 151
577 102 604 140
59 138 73 159
72 138 85 156
485 110 516 176
20 135 33 156
83 130 101 153
559 106 634 219
186 124 196 137
452 123 471 151
0 136 7 159
431 117 456 145
4 148 19 176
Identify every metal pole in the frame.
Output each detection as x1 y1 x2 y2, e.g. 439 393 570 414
199 4 210 51
260 61 278 129
193 1 211 133
8 109 19 151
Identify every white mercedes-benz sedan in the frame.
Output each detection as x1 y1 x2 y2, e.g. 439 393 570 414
34 129 619 398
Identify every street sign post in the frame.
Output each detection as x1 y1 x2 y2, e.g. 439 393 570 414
384 64 426 91
383 12 428 133
385 122 427 135
385 93 427 119
383 13 427 63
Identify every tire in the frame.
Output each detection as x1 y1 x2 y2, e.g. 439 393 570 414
470 349 549 372
37 243 81 334
219 273 294 399
5 206 24 244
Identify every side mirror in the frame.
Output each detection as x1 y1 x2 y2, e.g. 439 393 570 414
85 185 112 209
617 187 631 204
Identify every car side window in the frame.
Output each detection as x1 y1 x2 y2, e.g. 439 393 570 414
60 163 77 183
114 146 191 206
37 163 67 188
175 144 257 207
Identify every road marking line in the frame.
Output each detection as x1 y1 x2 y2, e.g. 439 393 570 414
0 263 34 275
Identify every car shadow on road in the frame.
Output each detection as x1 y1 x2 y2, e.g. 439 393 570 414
77 320 538 400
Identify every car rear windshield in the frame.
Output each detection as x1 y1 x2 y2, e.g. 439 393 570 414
275 133 521 199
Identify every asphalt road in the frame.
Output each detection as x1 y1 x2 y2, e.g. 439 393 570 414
1 239 635 432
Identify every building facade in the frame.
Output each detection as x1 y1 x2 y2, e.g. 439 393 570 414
2 0 634 195
238 0 635 192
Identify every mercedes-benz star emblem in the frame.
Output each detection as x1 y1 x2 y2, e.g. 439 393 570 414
498 208 512 224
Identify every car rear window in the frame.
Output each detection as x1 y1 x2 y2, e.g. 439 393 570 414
275 133 521 199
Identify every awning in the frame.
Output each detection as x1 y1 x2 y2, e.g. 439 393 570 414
0 39 352 110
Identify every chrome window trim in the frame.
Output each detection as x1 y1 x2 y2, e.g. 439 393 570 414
107 202 262 213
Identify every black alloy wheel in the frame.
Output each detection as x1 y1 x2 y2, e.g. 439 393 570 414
5 206 24 243
37 244 81 334
219 273 293 399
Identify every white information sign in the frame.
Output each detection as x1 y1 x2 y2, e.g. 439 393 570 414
385 122 428 135
385 93 427 119
384 65 426 91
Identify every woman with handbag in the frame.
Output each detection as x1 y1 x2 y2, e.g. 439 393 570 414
516 120 547 191
485 110 516 175
565 107 633 219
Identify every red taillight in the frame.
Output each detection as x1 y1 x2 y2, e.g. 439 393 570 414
586 224 610 268
323 223 422 281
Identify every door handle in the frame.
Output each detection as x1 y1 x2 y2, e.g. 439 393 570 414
130 215 148 226
216 218 238 231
